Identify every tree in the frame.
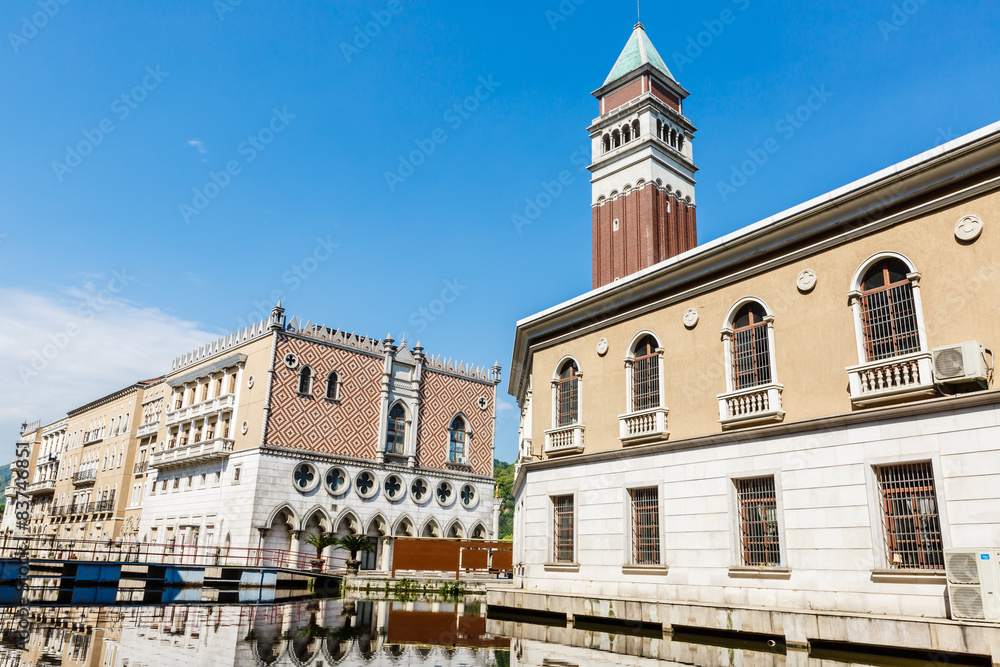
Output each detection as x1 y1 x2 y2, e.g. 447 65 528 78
332 534 375 575
494 459 515 540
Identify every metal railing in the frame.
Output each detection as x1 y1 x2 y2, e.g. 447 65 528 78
72 469 98 485
0 536 343 572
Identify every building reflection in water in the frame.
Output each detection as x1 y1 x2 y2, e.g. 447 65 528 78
0 598 509 667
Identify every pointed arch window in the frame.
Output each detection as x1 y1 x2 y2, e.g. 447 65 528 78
556 360 580 426
731 302 772 390
298 366 312 395
386 404 406 455
449 416 467 463
858 258 922 362
326 371 340 401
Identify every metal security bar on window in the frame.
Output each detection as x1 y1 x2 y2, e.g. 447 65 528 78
553 496 574 563
557 362 579 427
878 462 944 570
737 476 781 567
632 337 660 411
860 260 921 362
630 488 660 565
732 303 771 391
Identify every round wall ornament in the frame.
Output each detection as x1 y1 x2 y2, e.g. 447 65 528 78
797 269 818 293
955 215 984 242
596 338 609 356
247 375 254 389
683 308 699 329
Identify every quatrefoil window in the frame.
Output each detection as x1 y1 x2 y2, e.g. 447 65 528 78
411 478 428 502
325 468 347 495
292 463 318 493
436 482 453 504
356 471 376 498
384 475 402 499
461 485 476 507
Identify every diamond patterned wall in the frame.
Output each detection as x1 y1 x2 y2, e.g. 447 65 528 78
417 370 495 477
267 335 383 459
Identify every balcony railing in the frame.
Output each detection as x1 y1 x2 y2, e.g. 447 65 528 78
619 407 670 445
718 383 785 428
847 351 936 407
543 424 585 456
149 438 235 469
72 469 97 486
134 461 149 475
136 421 160 438
26 479 57 496
165 394 236 426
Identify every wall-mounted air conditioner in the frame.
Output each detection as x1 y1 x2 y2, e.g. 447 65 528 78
944 548 1000 622
932 342 989 385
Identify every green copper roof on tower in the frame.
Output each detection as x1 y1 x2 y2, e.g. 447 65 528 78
604 23 674 86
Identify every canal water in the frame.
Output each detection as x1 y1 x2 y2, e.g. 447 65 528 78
2 596 992 666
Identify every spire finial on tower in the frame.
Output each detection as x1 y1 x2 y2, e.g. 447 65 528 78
635 0 643 29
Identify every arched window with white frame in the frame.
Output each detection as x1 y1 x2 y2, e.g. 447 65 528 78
386 403 407 455
298 366 312 394
846 253 933 405
620 333 669 443
448 415 468 464
719 298 783 426
554 359 580 427
326 371 340 401
853 256 925 362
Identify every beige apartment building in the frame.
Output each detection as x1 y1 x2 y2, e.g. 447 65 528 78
16 380 164 547
500 22 1000 662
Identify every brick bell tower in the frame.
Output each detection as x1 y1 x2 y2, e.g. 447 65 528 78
590 22 698 289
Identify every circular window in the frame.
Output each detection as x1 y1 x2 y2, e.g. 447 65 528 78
435 480 455 507
460 484 478 509
324 467 350 496
355 471 378 499
383 474 405 502
283 353 299 369
292 462 319 493
410 477 430 504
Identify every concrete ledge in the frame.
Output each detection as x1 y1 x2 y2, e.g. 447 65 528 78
621 565 669 576
487 589 1000 663
543 563 581 573
870 568 947 585
728 566 793 580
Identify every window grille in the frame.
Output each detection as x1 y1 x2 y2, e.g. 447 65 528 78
859 260 921 362
732 303 771 390
877 462 944 570
552 496 574 563
632 337 660 411
736 476 781 566
557 362 579 426
386 404 406 454
630 488 661 565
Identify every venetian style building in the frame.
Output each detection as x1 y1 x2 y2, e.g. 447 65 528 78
504 22 1000 660
7 304 501 572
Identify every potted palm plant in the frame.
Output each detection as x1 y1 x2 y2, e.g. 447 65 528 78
333 534 375 575
302 532 339 572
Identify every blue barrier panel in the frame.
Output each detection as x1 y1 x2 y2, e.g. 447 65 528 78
165 568 205 586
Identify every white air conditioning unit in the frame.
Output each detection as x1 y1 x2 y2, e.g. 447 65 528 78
945 548 1000 622
932 342 988 385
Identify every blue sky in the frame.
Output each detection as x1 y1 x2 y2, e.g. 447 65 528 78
1 0 999 463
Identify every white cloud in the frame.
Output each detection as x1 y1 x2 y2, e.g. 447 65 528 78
188 139 207 154
0 286 220 461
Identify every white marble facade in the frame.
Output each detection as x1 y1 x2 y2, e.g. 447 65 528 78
514 400 1000 619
